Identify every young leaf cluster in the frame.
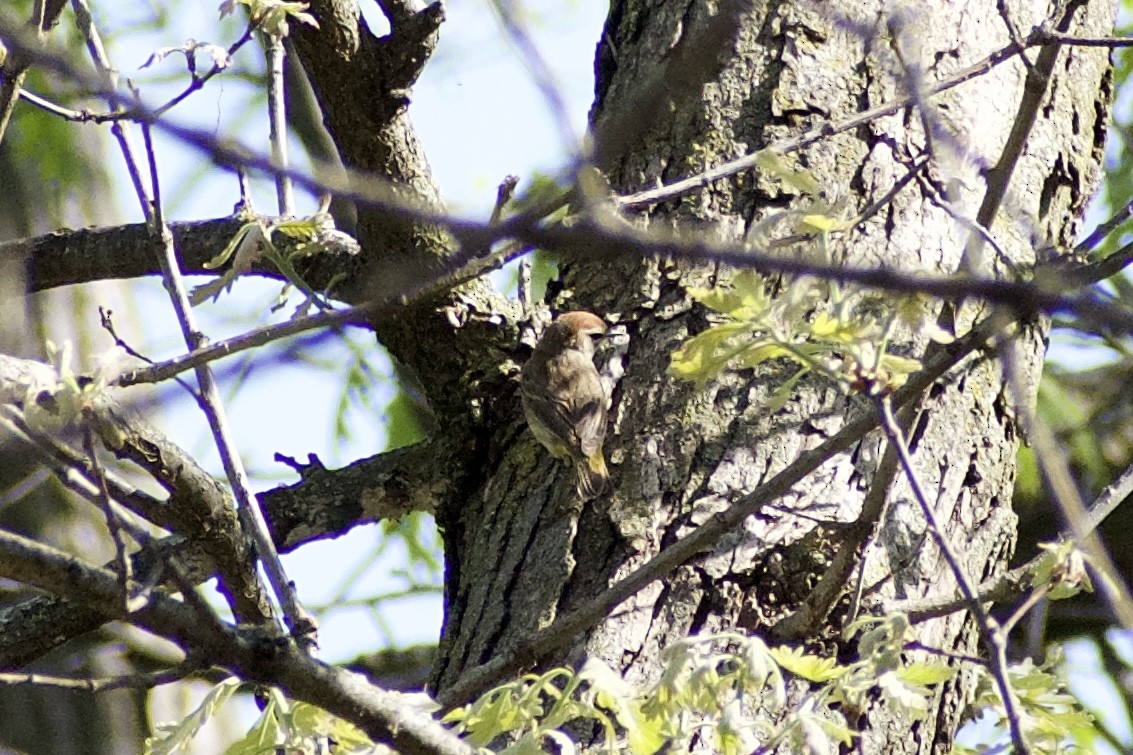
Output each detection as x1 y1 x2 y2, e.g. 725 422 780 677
219 0 318 38
956 653 1099 753
140 615 1099 754
668 270 930 408
22 340 123 435
190 212 359 314
445 620 960 755
146 678 243 755
225 688 375 755
145 680 383 755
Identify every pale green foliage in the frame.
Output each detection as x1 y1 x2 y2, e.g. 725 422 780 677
800 614 957 728
1032 541 1093 601
146 681 382 755
219 0 318 37
446 622 962 755
22 340 123 436
190 212 358 313
752 150 825 200
141 618 1097 754
445 664 620 754
669 149 948 403
668 270 933 407
226 689 374 755
146 678 242 755
141 40 233 72
956 652 1100 753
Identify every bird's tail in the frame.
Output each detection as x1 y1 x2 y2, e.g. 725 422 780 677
575 452 609 500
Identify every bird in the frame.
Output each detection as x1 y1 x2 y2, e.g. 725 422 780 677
520 310 610 499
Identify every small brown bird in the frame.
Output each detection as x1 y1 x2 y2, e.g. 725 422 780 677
521 311 610 499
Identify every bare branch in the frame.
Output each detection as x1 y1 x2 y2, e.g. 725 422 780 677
0 359 456 669
0 661 204 693
0 527 471 755
134 118 311 641
877 395 1030 754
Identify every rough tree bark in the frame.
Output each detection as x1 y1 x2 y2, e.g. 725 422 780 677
424 0 1114 752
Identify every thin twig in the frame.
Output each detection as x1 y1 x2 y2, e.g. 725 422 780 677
264 32 294 216
98 306 203 405
150 25 255 119
4 10 1129 260
1014 392 1133 631
69 0 284 634
877 395 1030 755
71 0 150 205
109 212 1133 392
1074 199 1133 255
82 425 135 612
615 21 1106 210
0 527 472 755
490 175 519 226
17 24 256 124
976 0 1087 237
0 660 205 693
888 444 1133 620
0 406 169 527
139 119 312 641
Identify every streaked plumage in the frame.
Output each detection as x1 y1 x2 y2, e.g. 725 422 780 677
521 311 609 498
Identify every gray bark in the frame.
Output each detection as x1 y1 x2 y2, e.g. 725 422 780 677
430 0 1115 751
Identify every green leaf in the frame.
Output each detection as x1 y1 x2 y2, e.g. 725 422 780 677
668 323 755 387
146 678 241 755
192 222 270 305
1032 541 1092 599
877 671 931 719
877 354 922 379
799 212 852 233
797 705 854 748
769 646 845 683
753 150 823 197
272 214 331 241
220 0 318 37
897 661 957 687
202 222 262 270
765 367 809 413
225 696 280 755
285 702 373 752
737 340 793 369
688 271 771 319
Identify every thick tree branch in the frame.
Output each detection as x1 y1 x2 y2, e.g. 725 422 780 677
0 408 459 669
0 352 264 643
290 0 450 301
0 527 471 755
8 217 266 291
261 437 463 550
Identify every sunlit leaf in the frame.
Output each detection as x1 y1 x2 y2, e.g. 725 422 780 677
754 150 823 197
146 678 241 755
770 646 845 683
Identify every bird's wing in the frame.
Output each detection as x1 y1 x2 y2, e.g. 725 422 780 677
569 369 607 458
522 352 608 455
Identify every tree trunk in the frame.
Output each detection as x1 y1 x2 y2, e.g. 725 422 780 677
430 0 1114 751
